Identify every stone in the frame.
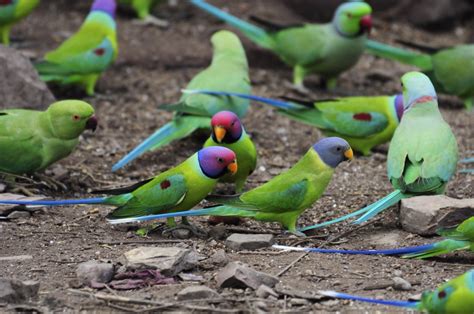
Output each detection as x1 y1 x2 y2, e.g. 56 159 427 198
209 249 230 267
216 262 279 290
7 211 31 219
400 195 474 235
177 285 220 300
289 298 310 306
76 261 114 287
256 284 279 299
0 278 39 303
225 234 275 251
0 46 55 110
124 246 198 276
392 277 412 291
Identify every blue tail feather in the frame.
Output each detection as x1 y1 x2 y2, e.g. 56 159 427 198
354 190 404 224
107 207 216 224
298 206 371 232
460 157 474 163
0 197 106 206
182 89 302 110
189 0 272 49
319 290 419 309
273 244 436 255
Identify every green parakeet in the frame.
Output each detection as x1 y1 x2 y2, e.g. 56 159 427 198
190 0 372 89
112 30 251 171
118 0 162 19
0 100 97 175
204 110 256 193
184 90 404 156
319 269 474 313
35 0 118 96
0 147 238 230
0 0 39 46
275 216 474 259
107 137 353 236
301 72 458 231
366 39 474 110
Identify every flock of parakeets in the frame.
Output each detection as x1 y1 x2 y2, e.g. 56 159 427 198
0 0 473 312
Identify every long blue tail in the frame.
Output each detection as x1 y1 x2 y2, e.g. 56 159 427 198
0 198 106 206
354 190 405 224
460 157 474 163
189 0 273 49
318 290 419 309
112 116 209 172
182 89 303 110
272 244 435 255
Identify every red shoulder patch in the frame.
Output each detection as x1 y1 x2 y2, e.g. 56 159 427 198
94 48 105 56
160 180 171 189
353 113 372 121
0 0 13 5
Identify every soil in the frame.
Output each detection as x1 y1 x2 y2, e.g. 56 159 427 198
1 0 473 312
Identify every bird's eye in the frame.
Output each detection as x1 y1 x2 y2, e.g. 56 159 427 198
72 115 80 121
336 147 342 151
438 290 446 299
231 120 236 126
217 157 224 163
347 13 352 18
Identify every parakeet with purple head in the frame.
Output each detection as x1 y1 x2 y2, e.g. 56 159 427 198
0 0 39 46
35 0 118 96
184 90 404 156
301 72 458 232
0 147 238 232
107 137 353 236
204 111 256 192
190 0 372 90
0 100 97 176
112 30 250 172
319 269 474 313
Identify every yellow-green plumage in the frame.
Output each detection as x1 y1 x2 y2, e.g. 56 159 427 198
0 0 39 46
118 0 162 19
0 100 95 175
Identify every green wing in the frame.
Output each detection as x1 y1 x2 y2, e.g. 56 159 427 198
438 217 474 241
107 174 188 218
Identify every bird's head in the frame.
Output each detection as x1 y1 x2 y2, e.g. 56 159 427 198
46 100 97 139
421 284 456 313
401 71 437 111
198 147 238 179
91 0 116 18
334 2 372 37
210 111 243 144
394 94 405 122
312 137 353 168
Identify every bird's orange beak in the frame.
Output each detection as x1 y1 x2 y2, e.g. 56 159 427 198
214 126 226 143
227 160 238 175
344 148 354 160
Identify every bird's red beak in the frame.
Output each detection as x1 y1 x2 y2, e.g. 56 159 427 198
86 116 98 132
360 15 372 34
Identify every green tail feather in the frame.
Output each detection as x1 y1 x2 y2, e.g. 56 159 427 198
366 40 433 71
354 190 406 224
402 239 470 259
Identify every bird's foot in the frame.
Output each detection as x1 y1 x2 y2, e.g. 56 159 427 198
9 186 38 197
285 230 307 237
132 15 169 28
285 81 311 96
33 174 67 191
162 224 208 239
135 224 161 237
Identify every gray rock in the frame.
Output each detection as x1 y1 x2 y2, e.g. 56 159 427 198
225 234 275 251
124 246 198 276
289 298 310 306
0 278 39 303
392 277 412 291
76 261 114 286
209 249 230 266
177 285 220 300
256 284 279 299
400 195 474 235
216 261 279 290
7 211 31 219
0 46 55 110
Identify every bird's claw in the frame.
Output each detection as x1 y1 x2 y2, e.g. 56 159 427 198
132 15 169 28
34 174 67 191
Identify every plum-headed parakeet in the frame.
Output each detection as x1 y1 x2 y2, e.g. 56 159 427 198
35 0 118 96
0 147 238 234
0 0 39 46
107 137 353 236
301 72 458 231
275 216 474 259
366 39 474 110
112 30 250 171
319 269 474 313
0 100 97 175
184 90 404 156
204 111 256 193
190 0 372 90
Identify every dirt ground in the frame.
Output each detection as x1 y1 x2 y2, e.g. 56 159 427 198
1 0 473 312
